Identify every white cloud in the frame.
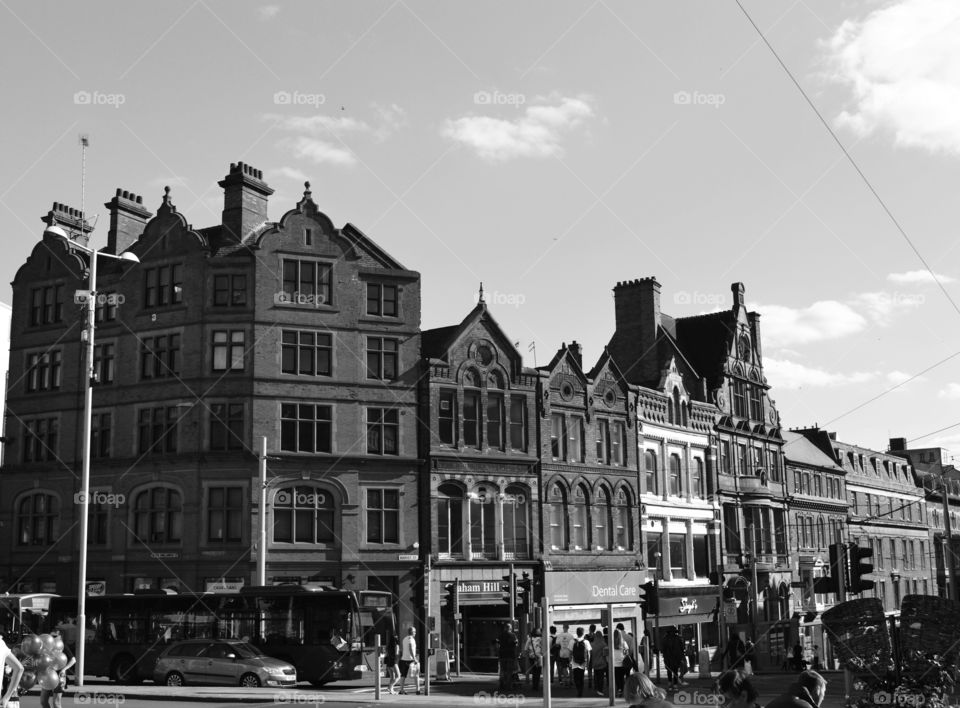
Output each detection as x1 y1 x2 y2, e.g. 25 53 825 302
825 0 960 154
850 290 926 326
259 5 280 20
939 382 960 399
764 358 875 390
268 166 311 182
442 95 594 162
888 270 956 284
372 103 406 142
279 136 356 166
750 300 867 348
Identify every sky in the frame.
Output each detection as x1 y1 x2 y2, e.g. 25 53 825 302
1 0 958 458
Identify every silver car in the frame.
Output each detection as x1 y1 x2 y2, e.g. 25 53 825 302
153 639 297 687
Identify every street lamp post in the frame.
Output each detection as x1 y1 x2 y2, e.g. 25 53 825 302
45 224 138 687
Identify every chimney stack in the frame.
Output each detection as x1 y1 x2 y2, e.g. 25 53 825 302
218 161 274 243
608 277 661 386
105 189 152 254
569 340 583 368
41 202 93 247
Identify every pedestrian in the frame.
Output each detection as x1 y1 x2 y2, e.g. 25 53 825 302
40 630 74 708
811 646 821 671
613 623 631 697
527 629 544 692
724 632 747 670
662 627 686 690
591 627 608 696
791 642 804 671
624 671 674 708
496 622 519 692
570 627 591 698
586 624 597 688
765 670 827 708
398 626 420 695
549 626 559 684
715 669 760 708
556 623 574 686
384 633 400 694
0 634 24 708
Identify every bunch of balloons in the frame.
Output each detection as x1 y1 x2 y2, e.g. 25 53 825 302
18 634 68 693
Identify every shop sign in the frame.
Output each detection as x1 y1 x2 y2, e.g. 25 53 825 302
206 580 244 593
457 580 507 605
87 581 106 597
398 554 419 561
679 598 698 614
545 570 645 605
724 601 738 622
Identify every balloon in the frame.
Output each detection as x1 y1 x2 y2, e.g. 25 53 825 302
33 654 55 672
38 634 56 654
20 636 42 657
52 637 64 653
38 668 60 691
20 670 37 691
52 653 68 670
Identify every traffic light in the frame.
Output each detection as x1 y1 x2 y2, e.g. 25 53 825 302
445 578 460 615
847 543 875 594
517 572 532 614
813 543 845 595
502 573 517 609
639 581 659 616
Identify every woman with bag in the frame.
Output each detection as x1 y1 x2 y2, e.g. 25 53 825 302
613 623 632 698
384 633 401 694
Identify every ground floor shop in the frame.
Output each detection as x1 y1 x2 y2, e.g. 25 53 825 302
644 585 719 672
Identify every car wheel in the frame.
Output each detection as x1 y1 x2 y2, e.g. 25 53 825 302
111 655 139 684
239 673 261 688
165 672 185 687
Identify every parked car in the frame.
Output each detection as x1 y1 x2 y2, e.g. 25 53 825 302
152 639 297 687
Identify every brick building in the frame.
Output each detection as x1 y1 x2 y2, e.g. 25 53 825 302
419 294 539 671
2 165 422 631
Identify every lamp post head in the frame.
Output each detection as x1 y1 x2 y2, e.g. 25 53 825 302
119 251 140 263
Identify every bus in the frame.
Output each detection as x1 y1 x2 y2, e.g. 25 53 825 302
49 586 395 685
0 593 57 641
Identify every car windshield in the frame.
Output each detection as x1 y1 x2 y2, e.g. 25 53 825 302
229 642 261 659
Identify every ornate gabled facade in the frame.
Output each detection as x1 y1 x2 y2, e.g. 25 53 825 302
609 277 791 669
3 166 422 639
636 353 721 654
419 294 539 671
536 343 642 628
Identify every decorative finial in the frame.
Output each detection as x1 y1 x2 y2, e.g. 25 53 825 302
303 181 312 199
478 282 485 304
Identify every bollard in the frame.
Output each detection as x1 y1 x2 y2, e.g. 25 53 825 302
375 634 382 701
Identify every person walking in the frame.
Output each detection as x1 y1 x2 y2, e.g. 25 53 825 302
527 629 544 692
496 622 519 692
662 627 686 690
591 627 608 696
384 633 400 694
613 623 631 698
724 632 747 670
570 627 591 698
398 626 420 695
549 626 559 684
556 623 574 686
40 630 75 708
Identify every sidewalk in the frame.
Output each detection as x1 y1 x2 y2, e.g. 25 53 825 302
59 670 794 704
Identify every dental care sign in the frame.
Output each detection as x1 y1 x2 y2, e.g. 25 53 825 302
545 570 647 605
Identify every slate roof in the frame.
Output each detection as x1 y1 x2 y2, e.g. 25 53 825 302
783 430 843 471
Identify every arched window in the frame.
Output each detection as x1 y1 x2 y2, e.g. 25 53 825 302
437 484 464 557
470 487 496 558
645 450 658 495
17 493 58 546
487 370 504 389
547 484 568 551
273 485 335 544
503 484 530 560
613 487 633 551
134 487 182 544
817 516 826 549
594 487 613 551
669 454 682 496
571 484 590 550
